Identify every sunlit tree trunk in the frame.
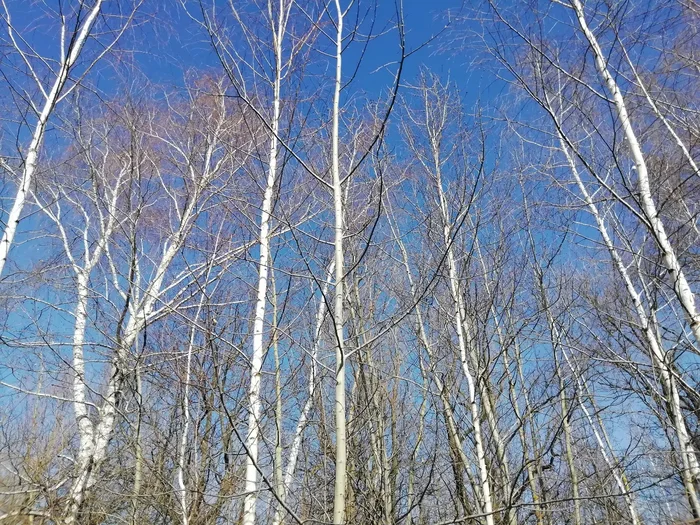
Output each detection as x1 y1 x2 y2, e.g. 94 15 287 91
432 127 495 525
389 205 480 519
562 349 641 524
535 269 581 525
272 262 333 525
570 0 700 348
242 1 289 522
0 0 112 276
549 98 700 517
176 285 210 525
38 158 123 525
331 1 347 522
63 103 229 523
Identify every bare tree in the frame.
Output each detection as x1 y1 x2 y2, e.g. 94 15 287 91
0 0 139 277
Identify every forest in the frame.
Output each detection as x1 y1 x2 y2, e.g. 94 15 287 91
0 0 699 523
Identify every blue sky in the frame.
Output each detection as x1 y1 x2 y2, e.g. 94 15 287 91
121 1 472 98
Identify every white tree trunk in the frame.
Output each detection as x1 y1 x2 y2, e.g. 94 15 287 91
472 235 515 524
0 0 105 277
64 272 93 525
444 248 495 525
551 110 700 516
242 3 288 521
390 197 487 520
432 142 495 525
63 192 212 523
50 171 121 524
622 48 700 180
64 318 138 524
570 0 700 347
561 350 641 525
331 1 347 522
176 293 207 525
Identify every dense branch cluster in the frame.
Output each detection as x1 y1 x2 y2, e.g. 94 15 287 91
0 0 699 524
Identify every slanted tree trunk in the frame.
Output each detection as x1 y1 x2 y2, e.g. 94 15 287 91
0 0 108 277
548 96 700 517
242 1 289 522
570 0 700 348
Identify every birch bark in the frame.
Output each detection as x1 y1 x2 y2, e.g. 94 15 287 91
272 263 333 525
0 0 106 276
570 0 700 348
331 1 347 521
242 1 289 521
549 97 700 516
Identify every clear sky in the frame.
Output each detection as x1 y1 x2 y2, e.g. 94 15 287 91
122 0 474 100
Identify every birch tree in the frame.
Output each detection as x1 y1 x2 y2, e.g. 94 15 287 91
0 0 139 277
401 74 497 525
35 113 130 524
567 0 700 349
480 2 700 517
240 2 293 522
44 86 246 523
5 1 700 523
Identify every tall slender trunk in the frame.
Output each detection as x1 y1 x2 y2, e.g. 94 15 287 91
570 0 700 347
331 1 347 522
472 235 516 524
432 150 495 525
550 102 700 516
176 293 207 525
242 2 286 521
621 47 700 180
64 199 205 523
506 336 545 525
406 368 427 525
132 367 143 525
535 270 581 525
562 351 640 524
272 272 284 524
390 206 483 519
57 170 122 524
0 0 105 277
272 263 334 525
64 272 93 525
556 349 581 525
